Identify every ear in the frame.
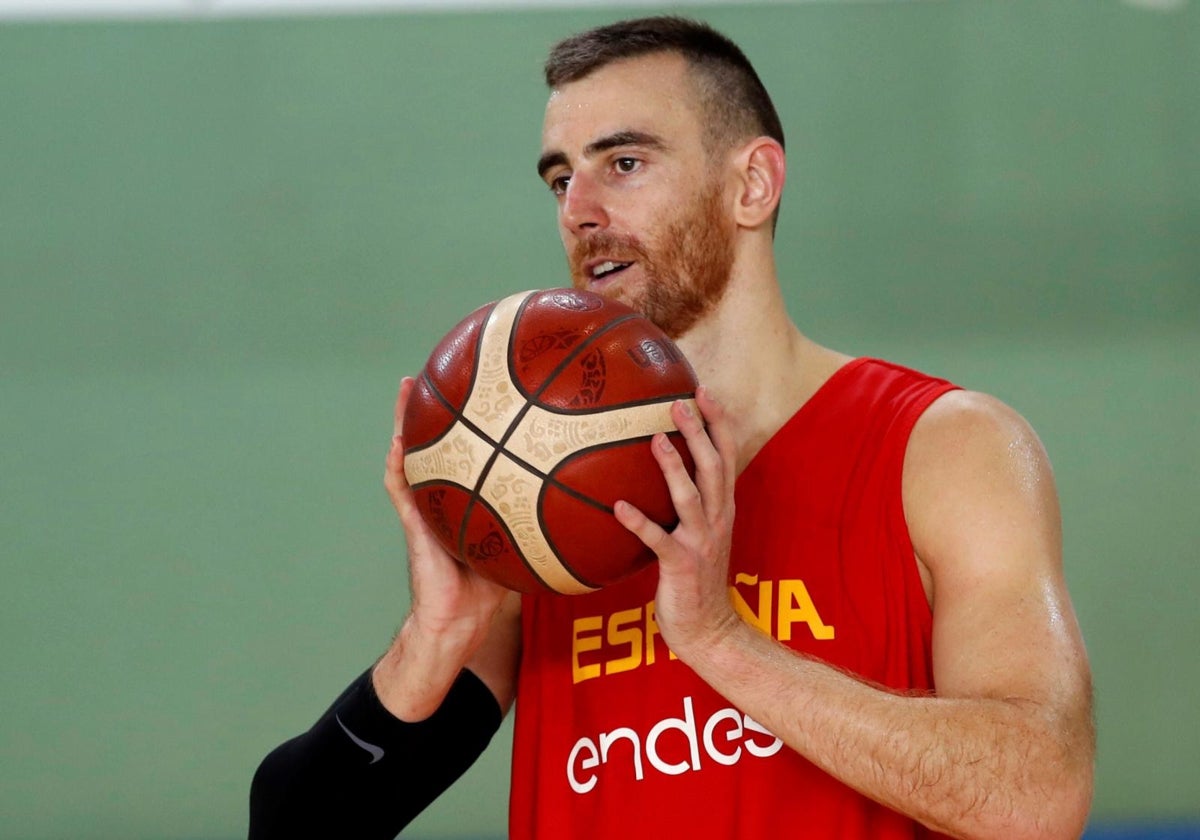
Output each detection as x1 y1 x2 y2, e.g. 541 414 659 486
730 138 786 230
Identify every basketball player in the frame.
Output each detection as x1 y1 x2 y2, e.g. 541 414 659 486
251 17 1094 839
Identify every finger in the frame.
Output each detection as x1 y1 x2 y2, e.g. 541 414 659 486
613 499 675 559
394 376 416 438
384 433 433 532
672 393 726 518
694 386 738 494
385 433 452 559
650 431 706 526
388 379 427 524
384 434 417 515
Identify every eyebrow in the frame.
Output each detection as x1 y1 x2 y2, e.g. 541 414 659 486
536 130 669 179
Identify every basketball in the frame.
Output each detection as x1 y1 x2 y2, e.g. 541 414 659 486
402 288 699 595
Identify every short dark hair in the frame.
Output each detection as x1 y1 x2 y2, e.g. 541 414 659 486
544 16 785 156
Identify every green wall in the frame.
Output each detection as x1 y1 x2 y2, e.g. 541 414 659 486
1 2 1196 837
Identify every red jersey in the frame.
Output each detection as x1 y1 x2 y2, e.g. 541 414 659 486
510 358 959 839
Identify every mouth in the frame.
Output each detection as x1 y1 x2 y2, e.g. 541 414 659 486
586 259 633 286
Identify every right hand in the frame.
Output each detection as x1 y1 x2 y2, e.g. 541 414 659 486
385 376 510 653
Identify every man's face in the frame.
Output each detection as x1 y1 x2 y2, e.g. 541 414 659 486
538 53 737 339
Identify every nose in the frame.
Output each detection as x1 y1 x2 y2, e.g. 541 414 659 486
561 170 609 235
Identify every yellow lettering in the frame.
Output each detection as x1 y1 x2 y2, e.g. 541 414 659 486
574 576 833 686
572 615 603 683
605 607 643 676
730 573 773 636
777 579 835 641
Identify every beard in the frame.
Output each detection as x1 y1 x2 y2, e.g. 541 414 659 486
568 181 736 339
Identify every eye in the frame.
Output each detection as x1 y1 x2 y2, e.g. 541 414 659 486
614 157 640 175
548 174 571 196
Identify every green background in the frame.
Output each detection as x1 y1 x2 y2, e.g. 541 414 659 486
1 1 1197 837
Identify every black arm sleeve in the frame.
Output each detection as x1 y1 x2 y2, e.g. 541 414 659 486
248 666 502 839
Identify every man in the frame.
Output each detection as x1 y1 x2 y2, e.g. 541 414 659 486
251 17 1094 839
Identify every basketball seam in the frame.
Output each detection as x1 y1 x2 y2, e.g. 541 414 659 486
536 429 687 589
463 492 559 593
525 312 642 403
407 299 502 454
491 307 642 462
407 443 616 592
486 297 685 591
410 373 502 453
413 289 693 594
519 389 699 416
469 301 645 590
455 298 503 565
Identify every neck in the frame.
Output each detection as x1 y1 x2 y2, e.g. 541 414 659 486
675 249 852 473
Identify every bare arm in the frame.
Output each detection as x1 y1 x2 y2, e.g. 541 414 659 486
616 388 1094 840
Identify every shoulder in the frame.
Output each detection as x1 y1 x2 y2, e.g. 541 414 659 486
906 389 1051 487
908 389 1044 464
902 389 1062 585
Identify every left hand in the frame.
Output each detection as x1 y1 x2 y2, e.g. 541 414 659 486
613 385 742 660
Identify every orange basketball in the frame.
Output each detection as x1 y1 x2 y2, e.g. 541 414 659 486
402 288 698 595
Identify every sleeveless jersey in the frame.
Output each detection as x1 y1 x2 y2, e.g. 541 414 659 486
510 358 959 839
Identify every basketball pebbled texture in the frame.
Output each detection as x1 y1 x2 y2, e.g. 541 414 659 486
403 288 699 595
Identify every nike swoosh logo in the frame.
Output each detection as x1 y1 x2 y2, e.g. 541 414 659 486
336 714 385 764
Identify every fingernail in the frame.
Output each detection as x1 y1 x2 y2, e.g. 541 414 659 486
657 433 674 452
679 400 694 417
